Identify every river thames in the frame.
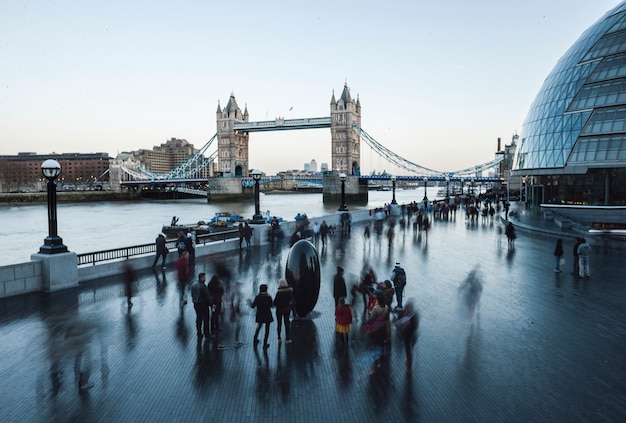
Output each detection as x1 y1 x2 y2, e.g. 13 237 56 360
0 188 441 266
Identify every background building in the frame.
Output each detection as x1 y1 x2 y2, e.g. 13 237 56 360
513 1 626 224
132 138 202 174
0 152 110 193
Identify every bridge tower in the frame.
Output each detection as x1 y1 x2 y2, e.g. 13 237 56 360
216 93 250 177
330 83 361 175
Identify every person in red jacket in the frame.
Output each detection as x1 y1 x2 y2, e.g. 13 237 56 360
335 297 352 346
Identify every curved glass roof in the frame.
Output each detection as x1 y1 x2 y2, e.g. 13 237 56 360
514 1 626 174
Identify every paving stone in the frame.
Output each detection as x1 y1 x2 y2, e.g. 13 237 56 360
0 211 624 422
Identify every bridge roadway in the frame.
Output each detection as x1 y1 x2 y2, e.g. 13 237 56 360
1 207 625 422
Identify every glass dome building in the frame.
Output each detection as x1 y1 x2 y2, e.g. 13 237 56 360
514 1 626 220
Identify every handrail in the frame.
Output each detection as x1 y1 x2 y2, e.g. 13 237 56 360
77 229 240 266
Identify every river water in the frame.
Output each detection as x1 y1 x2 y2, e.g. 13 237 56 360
1 188 441 266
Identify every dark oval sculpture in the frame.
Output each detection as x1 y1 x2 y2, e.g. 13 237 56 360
285 239 320 317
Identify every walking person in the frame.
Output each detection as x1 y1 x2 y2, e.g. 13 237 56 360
335 297 352 346
333 266 347 308
273 279 294 344
505 222 516 247
176 248 190 307
250 284 273 349
122 261 136 308
151 233 168 269
243 222 253 248
390 262 407 310
395 301 418 373
577 238 592 278
185 232 195 267
208 275 225 333
320 220 329 247
364 292 391 374
572 237 583 275
238 223 244 249
191 273 212 341
230 282 244 347
553 238 564 273
312 221 321 245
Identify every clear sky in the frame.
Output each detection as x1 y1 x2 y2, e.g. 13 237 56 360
1 0 620 176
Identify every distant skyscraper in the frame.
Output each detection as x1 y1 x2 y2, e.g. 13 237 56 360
310 159 317 172
304 163 310 172
320 163 328 173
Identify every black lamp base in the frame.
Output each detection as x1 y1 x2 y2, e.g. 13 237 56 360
39 236 68 254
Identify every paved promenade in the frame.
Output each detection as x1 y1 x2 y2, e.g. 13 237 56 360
1 207 625 422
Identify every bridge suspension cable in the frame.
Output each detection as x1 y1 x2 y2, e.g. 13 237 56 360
357 127 442 177
357 127 504 178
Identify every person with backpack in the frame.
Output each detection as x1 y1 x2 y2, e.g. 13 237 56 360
390 262 407 310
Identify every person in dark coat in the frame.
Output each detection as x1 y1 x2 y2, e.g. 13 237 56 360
273 279 294 344
122 260 136 308
238 223 245 249
208 275 225 333
320 220 330 246
251 284 273 349
333 267 347 307
553 238 564 273
572 237 583 275
191 273 212 340
151 233 168 269
243 222 253 248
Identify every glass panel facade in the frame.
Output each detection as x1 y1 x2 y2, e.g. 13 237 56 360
514 2 626 206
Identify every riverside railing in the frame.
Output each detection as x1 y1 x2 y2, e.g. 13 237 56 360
77 228 240 266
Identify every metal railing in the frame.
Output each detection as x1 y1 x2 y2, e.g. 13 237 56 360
77 229 240 266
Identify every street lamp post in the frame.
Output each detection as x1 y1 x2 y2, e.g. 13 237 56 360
471 178 475 196
423 177 428 209
461 178 464 196
338 173 348 211
40 159 68 254
445 175 450 199
251 169 264 223
390 175 397 204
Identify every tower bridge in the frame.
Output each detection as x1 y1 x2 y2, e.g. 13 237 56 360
113 82 504 202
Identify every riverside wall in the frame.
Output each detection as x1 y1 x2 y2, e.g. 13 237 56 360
0 209 373 299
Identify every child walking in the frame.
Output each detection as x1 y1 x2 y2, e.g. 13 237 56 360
335 297 352 346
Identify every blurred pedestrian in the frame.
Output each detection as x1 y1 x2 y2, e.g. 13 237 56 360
230 282 244 347
312 221 321 244
335 297 352 346
208 275 225 333
185 231 196 267
176 248 189 306
458 266 483 320
251 284 273 349
151 233 168 269
572 237 582 275
553 238 564 273
243 222 253 248
333 266 347 307
122 261 136 308
364 292 391 373
320 220 329 246
395 301 418 373
577 238 592 278
238 223 244 249
505 222 516 247
273 279 294 344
